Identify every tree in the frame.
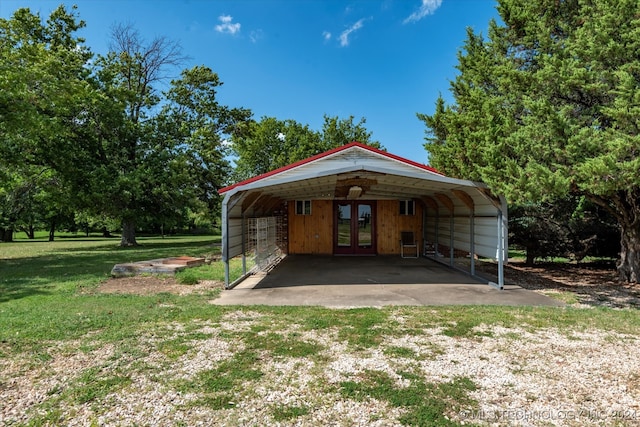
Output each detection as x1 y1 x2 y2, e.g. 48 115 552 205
1 9 246 244
321 115 382 149
10 168 73 241
231 114 383 181
160 65 252 219
509 196 619 265
231 117 324 180
419 0 640 282
89 23 188 246
86 49 251 245
0 5 94 242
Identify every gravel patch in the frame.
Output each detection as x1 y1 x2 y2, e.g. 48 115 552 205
2 319 639 426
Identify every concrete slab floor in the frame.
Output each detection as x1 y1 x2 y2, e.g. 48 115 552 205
211 255 563 308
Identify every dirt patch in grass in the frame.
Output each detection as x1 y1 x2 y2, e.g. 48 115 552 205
96 276 224 295
476 260 640 308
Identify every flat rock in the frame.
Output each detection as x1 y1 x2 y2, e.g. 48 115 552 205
111 256 206 277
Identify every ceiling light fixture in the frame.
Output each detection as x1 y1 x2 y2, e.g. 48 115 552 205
347 185 362 199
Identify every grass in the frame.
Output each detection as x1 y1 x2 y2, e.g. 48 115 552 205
2 236 640 425
271 404 310 421
0 235 226 352
1 234 219 301
175 257 251 285
340 370 477 426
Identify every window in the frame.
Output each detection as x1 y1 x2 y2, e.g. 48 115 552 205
295 200 312 215
399 200 415 216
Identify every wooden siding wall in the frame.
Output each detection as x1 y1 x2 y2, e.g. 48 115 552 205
288 199 424 255
376 200 423 255
288 200 333 254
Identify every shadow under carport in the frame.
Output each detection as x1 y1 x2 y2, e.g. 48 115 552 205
211 255 564 307
251 255 481 288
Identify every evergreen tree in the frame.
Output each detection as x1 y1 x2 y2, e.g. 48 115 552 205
419 0 640 282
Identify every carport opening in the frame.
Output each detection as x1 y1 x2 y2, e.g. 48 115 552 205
234 255 495 289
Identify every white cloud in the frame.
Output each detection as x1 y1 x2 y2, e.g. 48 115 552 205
322 31 332 41
339 18 366 47
250 29 264 43
403 0 443 24
215 15 241 35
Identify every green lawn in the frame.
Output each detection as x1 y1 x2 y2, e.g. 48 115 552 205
1 236 639 426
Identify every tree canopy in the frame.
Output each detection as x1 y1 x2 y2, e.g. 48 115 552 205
0 5 94 241
419 0 640 282
231 114 382 181
0 7 252 244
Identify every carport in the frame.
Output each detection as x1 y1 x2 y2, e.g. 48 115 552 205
219 142 508 289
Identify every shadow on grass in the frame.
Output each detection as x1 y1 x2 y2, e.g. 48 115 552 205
0 237 220 303
59 237 219 254
476 260 639 309
0 278 53 303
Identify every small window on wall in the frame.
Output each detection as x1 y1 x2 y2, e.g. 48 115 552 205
295 200 312 215
399 200 415 216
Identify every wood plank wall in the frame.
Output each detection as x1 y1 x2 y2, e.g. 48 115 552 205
287 200 333 254
288 199 424 255
376 200 424 255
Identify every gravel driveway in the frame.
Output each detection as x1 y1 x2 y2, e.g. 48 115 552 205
2 308 639 426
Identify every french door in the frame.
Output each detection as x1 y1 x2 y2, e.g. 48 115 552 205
334 201 376 255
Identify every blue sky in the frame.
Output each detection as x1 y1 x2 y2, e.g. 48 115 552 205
1 0 500 164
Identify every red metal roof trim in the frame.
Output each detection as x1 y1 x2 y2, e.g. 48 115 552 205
218 141 443 194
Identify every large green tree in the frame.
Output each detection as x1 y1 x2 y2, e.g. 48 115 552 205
231 114 382 181
231 117 324 180
89 26 250 245
0 5 95 242
160 65 252 219
419 0 640 282
321 115 382 150
90 24 188 246
1 8 250 244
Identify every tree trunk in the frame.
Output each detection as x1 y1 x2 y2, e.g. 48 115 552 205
20 225 35 239
525 249 536 266
120 219 138 246
102 226 113 238
48 219 56 242
617 223 640 283
0 227 13 242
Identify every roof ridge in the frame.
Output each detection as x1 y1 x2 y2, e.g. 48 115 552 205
218 141 442 194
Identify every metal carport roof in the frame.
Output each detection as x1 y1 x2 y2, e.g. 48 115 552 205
219 142 508 288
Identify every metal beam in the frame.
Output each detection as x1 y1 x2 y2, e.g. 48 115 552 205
498 209 505 289
420 195 439 210
488 209 505 290
452 189 476 276
241 191 263 213
221 193 231 288
434 193 454 212
451 189 475 210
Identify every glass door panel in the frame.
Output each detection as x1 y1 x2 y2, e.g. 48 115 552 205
358 204 372 249
337 203 351 248
334 201 375 254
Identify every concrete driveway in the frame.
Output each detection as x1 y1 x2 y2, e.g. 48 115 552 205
211 255 563 308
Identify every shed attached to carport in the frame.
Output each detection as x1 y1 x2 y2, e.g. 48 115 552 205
219 142 508 288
